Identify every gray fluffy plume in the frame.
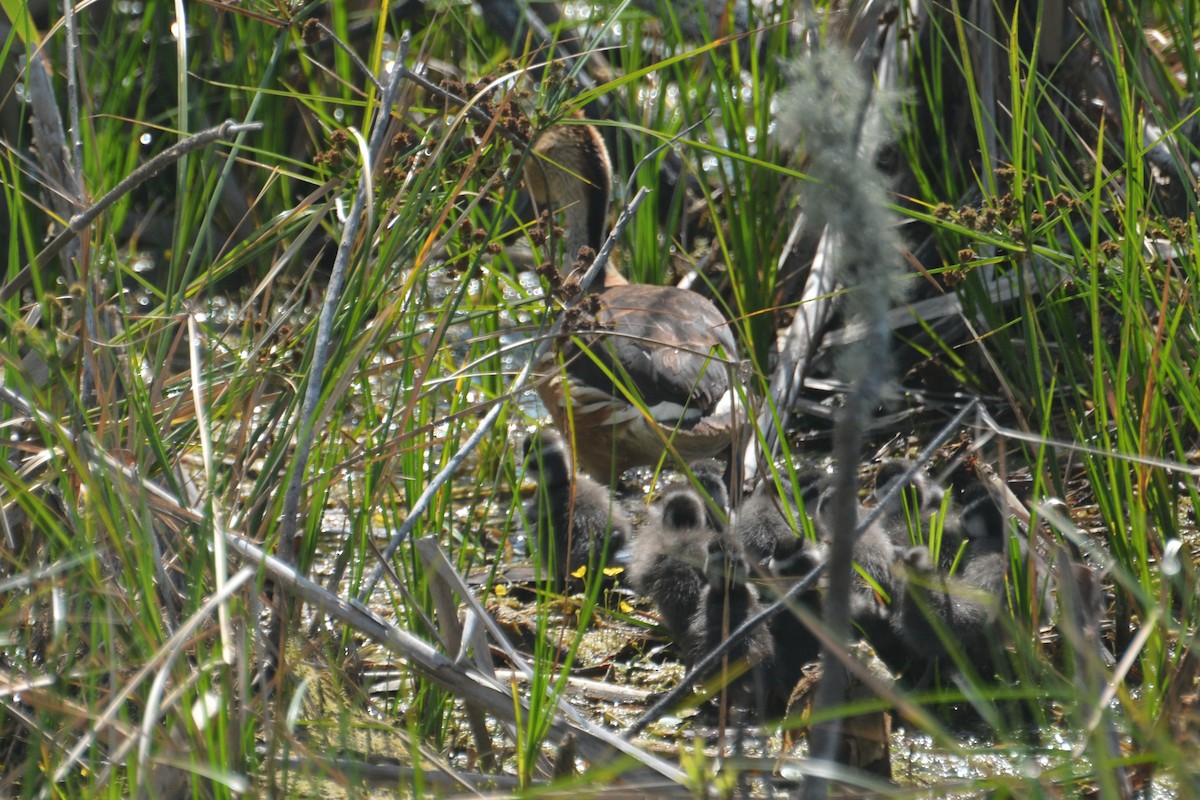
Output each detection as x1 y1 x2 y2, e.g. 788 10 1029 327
778 48 909 797
778 47 908 382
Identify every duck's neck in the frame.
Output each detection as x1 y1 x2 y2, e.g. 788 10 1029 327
526 124 625 287
599 266 628 287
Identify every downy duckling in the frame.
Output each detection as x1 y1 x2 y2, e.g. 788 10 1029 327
890 546 1003 684
627 485 711 642
846 517 910 674
874 461 1016 575
684 534 777 715
950 483 1010 594
732 468 826 570
952 482 1057 623
762 534 826 700
871 459 953 553
523 428 631 591
804 466 902 617
794 468 911 671
878 475 1011 679
872 459 945 515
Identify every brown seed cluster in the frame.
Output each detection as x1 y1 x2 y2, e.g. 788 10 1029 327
938 168 1076 238
940 265 965 286
382 131 420 183
313 128 351 167
301 18 322 46
570 246 597 274
536 261 563 294
1044 192 1074 212
439 81 533 142
558 293 606 339
559 275 583 302
1167 216 1190 245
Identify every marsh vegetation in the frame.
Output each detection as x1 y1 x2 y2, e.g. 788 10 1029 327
1 0 1198 796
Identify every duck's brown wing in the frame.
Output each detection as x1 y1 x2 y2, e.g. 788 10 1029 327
561 284 739 426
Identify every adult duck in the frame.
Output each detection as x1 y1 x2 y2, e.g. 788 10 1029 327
524 124 743 483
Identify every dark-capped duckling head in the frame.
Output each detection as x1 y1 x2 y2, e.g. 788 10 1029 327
952 482 1058 620
853 519 903 602
686 459 730 532
954 483 1007 554
897 544 936 577
790 467 833 510
659 484 708 531
928 480 1010 576
522 427 573 487
701 534 748 592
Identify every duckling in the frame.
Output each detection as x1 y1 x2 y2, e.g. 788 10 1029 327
627 485 710 642
872 459 945 513
522 428 631 591
845 516 912 672
952 482 1058 623
762 533 825 698
874 460 1019 577
889 469 1059 683
525 125 743 483
955 482 1005 541
732 468 826 569
796 466 901 612
684 535 777 715
772 468 913 673
889 546 1003 684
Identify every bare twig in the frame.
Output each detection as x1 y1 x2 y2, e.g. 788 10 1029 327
2 120 263 305
276 33 411 568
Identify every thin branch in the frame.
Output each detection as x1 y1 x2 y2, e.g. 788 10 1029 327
2 120 263 305
276 34 410 568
